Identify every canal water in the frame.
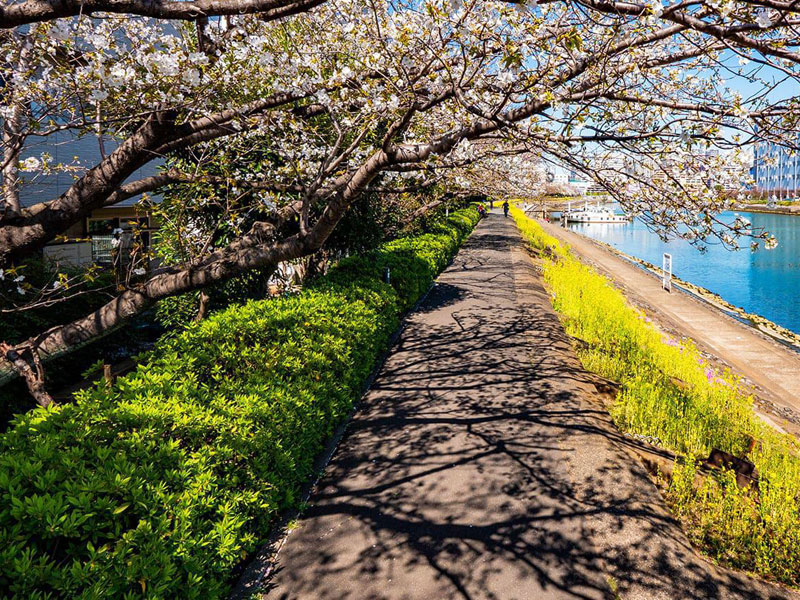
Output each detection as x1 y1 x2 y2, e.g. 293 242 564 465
564 210 800 335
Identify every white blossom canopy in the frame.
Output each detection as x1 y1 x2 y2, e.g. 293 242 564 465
0 0 799 401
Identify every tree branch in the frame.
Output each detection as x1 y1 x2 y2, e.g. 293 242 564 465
0 0 325 29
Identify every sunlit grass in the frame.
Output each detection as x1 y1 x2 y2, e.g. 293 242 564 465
511 205 800 586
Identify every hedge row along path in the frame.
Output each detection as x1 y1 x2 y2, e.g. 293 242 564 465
537 220 800 438
0 209 479 598
242 213 797 600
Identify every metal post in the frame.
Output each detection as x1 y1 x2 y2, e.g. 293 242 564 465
662 253 672 292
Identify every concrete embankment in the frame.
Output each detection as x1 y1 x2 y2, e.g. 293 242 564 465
736 203 800 216
539 220 800 438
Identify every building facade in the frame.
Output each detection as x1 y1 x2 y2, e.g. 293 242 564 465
752 138 800 197
13 130 163 267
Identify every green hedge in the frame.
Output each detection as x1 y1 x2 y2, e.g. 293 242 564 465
0 207 478 599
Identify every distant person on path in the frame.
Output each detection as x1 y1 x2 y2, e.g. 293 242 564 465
477 203 487 218
503 200 509 217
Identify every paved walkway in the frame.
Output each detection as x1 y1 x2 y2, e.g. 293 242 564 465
539 220 800 433
242 214 797 600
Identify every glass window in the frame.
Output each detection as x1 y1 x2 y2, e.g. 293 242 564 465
88 218 117 235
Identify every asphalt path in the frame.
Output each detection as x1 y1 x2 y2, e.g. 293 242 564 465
241 212 798 600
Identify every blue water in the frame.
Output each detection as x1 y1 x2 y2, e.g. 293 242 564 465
565 211 800 334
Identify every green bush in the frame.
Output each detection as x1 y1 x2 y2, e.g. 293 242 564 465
0 257 116 347
0 257 159 425
0 207 478 599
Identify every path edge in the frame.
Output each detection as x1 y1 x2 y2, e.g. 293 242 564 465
228 227 478 599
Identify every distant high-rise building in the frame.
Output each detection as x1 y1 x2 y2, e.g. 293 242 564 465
752 137 800 197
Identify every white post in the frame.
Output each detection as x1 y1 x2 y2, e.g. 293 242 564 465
662 253 672 292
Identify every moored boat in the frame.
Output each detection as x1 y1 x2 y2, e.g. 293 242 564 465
563 201 630 223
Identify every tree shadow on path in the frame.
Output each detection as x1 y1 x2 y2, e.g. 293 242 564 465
248 215 796 600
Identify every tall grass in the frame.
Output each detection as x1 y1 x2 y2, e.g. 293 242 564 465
511 206 800 586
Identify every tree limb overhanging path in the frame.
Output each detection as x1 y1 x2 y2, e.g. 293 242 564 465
235 213 798 600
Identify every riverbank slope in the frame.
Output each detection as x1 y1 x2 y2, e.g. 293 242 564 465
539 220 800 437
735 203 800 216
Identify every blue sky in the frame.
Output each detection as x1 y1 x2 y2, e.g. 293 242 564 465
718 49 798 104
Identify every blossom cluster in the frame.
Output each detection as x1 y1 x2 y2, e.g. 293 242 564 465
1 0 796 277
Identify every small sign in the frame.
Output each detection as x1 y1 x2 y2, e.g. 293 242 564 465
662 253 672 292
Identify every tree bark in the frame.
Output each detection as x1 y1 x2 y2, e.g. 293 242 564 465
2 105 23 217
1 34 31 219
19 234 291 362
0 90 314 267
0 343 53 408
0 110 177 265
194 290 211 322
400 199 445 227
0 0 325 28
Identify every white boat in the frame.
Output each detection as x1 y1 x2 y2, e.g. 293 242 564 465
563 201 629 223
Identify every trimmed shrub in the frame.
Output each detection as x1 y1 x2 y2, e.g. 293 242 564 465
0 208 479 599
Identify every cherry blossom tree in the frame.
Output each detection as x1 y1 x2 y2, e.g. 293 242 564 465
1 0 799 404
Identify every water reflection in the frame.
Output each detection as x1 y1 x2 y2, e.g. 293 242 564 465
565 211 800 334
